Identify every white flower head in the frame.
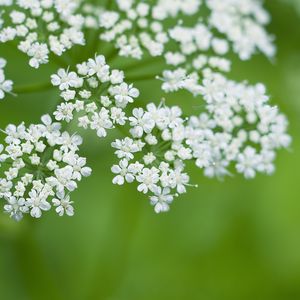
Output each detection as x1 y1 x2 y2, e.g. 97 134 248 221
111 103 193 213
0 115 91 221
0 0 86 67
52 54 139 138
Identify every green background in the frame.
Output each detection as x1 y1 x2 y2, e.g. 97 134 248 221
1 1 300 299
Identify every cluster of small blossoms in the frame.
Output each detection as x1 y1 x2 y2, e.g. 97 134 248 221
95 0 275 95
159 0 275 94
0 115 92 221
153 0 201 18
0 0 292 220
160 21 234 94
52 54 139 138
97 0 274 65
0 57 13 99
97 0 202 59
98 1 170 59
111 103 194 213
206 0 275 60
0 0 86 68
185 70 291 179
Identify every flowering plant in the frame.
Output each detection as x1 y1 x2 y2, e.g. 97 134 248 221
0 0 291 221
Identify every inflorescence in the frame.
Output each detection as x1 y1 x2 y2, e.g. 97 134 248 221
0 115 91 220
0 0 291 220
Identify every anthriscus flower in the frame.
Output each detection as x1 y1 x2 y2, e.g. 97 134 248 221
111 102 195 213
186 71 291 179
0 115 91 221
0 0 292 220
0 0 86 68
52 54 139 138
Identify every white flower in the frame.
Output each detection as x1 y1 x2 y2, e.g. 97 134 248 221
4 196 28 221
186 71 290 180
112 137 140 160
26 189 51 218
0 1 86 67
90 108 113 138
87 55 110 81
52 55 139 139
0 115 91 221
64 154 92 180
110 107 127 125
54 103 74 122
129 108 155 137
137 167 160 194
150 187 174 213
27 42 49 68
110 83 140 107
168 168 190 194
51 165 76 191
51 68 82 90
161 69 187 92
52 191 74 216
143 152 156 165
236 147 260 179
111 159 135 185
0 0 292 218
110 69 124 84
111 103 193 212
59 132 82 152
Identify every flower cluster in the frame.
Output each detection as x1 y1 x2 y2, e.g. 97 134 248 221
0 57 13 99
97 0 204 59
97 0 274 64
160 21 234 95
0 115 91 221
95 0 276 97
0 0 86 68
159 0 276 94
52 54 139 138
206 0 275 60
111 103 194 213
98 1 170 59
0 0 292 220
186 71 291 178
154 0 201 18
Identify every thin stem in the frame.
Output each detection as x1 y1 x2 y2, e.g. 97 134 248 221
14 82 54 94
106 47 120 64
115 124 130 137
126 73 158 82
122 56 163 73
50 54 69 68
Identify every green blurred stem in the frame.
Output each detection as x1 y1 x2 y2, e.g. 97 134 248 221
14 82 53 94
106 47 119 64
51 54 69 68
126 73 158 82
115 124 129 136
122 56 163 72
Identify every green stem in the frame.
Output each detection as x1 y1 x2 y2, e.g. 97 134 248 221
126 73 158 82
50 54 69 68
122 55 163 73
115 124 130 136
106 47 120 64
14 82 54 94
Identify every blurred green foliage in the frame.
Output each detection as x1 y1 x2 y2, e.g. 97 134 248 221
0 1 300 299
